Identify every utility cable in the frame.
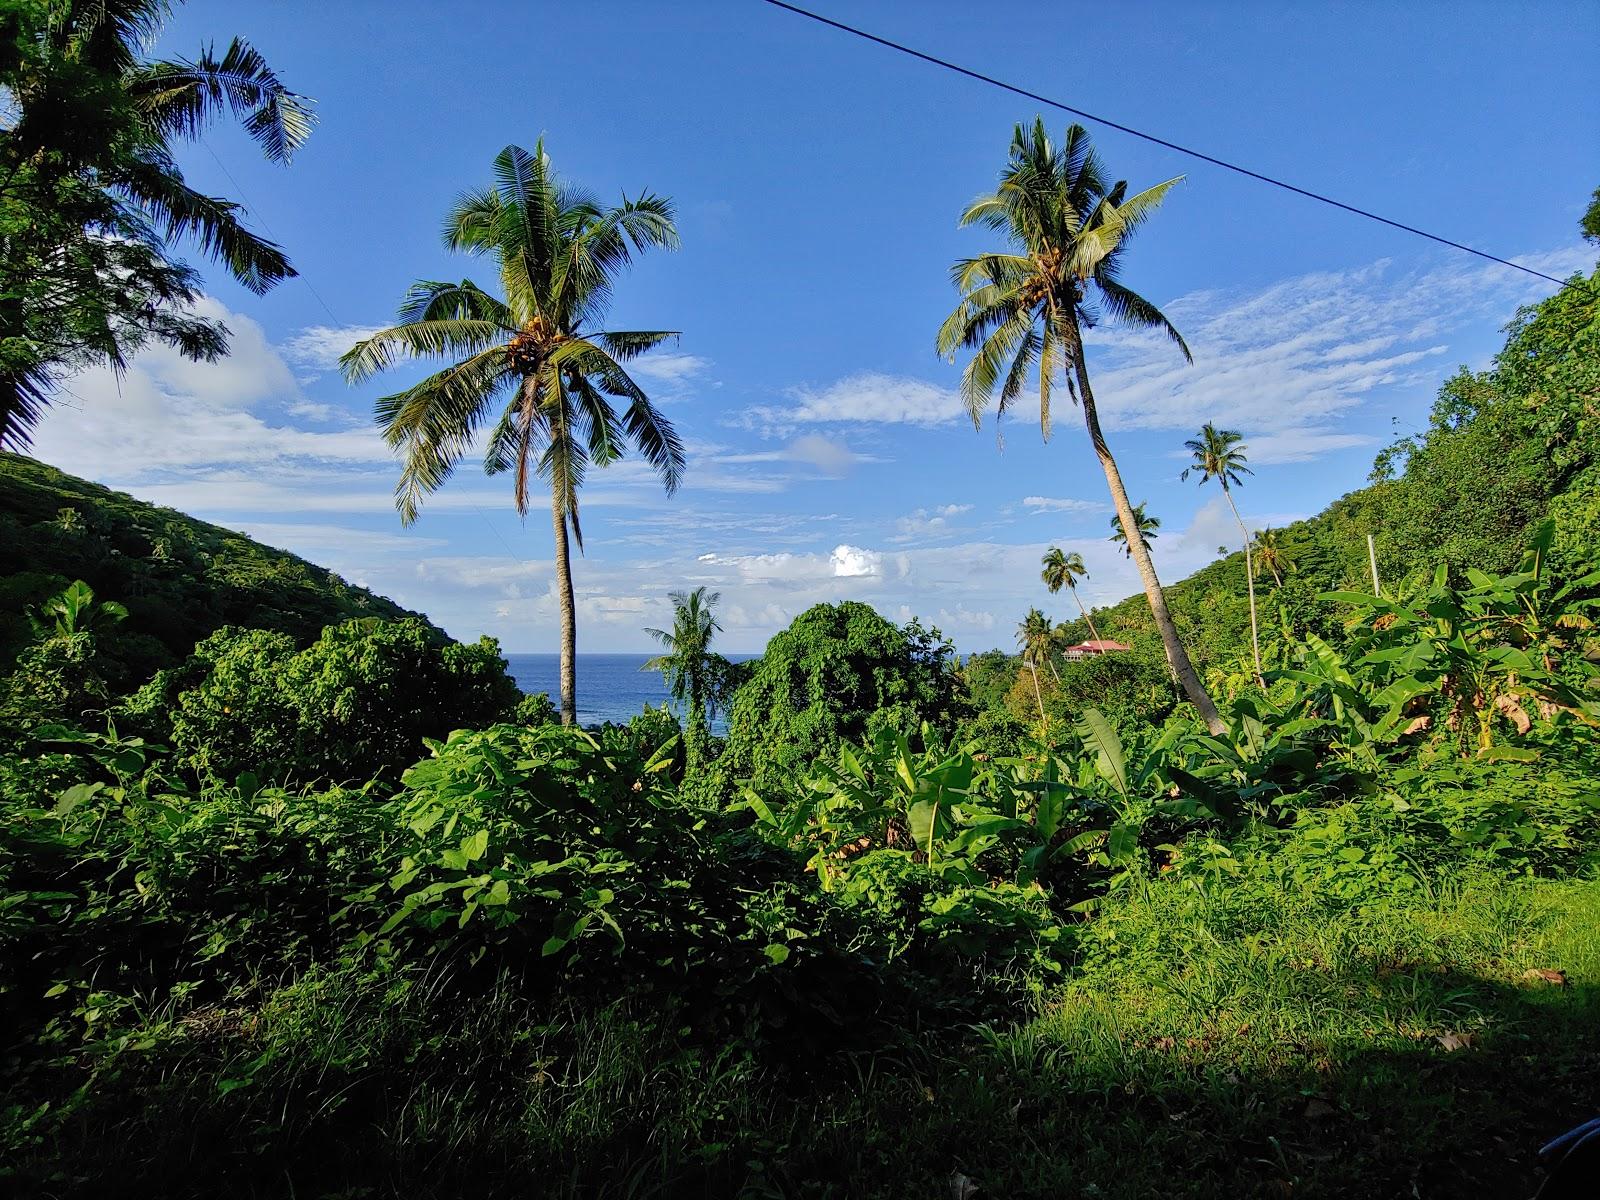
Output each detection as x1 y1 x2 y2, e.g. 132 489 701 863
761 0 1576 288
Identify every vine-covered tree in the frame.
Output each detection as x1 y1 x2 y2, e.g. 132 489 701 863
345 141 684 724
937 119 1222 732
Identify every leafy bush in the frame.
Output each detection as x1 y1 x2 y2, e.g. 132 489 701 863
128 617 523 783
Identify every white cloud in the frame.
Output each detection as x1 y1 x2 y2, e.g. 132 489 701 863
830 543 882 578
1022 495 1108 515
1080 246 1594 457
35 306 395 481
630 352 709 385
706 433 868 477
892 503 973 542
736 372 965 436
282 324 386 372
234 522 446 555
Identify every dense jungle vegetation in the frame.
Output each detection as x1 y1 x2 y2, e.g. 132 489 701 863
1 253 1597 1199
3 3 1600 1195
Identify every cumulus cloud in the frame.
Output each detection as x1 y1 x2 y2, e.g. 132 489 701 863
830 543 882 578
33 303 396 483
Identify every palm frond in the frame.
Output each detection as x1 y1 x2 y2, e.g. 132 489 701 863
131 38 317 163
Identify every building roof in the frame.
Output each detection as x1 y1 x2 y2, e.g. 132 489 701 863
1064 639 1132 653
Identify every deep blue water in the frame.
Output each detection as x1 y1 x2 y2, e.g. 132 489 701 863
505 653 754 730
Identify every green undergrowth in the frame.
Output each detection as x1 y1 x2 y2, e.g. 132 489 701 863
9 871 1597 1199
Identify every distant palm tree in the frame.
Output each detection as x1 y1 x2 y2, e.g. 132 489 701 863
1182 422 1261 683
1040 545 1103 644
937 119 1223 733
344 141 684 725
1253 527 1293 587
1018 606 1059 682
642 587 728 771
1108 503 1160 557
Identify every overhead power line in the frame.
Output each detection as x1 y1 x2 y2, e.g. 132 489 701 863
761 0 1574 288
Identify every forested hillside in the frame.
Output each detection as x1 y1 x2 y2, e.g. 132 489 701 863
0 455 432 682
992 265 1600 729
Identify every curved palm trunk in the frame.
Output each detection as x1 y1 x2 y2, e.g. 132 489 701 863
1069 319 1224 735
1027 661 1046 723
551 484 578 725
1221 486 1264 686
1071 586 1104 644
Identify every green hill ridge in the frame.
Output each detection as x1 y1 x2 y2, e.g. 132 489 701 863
0 454 435 683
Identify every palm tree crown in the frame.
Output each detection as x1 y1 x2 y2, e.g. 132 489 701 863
344 141 683 529
1180 422 1253 492
1017 607 1055 663
0 0 316 449
936 120 1189 438
1109 503 1160 556
1042 544 1104 644
1253 527 1294 585
1040 546 1087 593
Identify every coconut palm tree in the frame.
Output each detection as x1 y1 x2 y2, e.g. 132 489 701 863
642 587 728 771
1253 527 1293 586
1108 503 1160 557
938 119 1222 733
344 142 684 725
1182 422 1261 683
1017 606 1059 682
1040 545 1103 644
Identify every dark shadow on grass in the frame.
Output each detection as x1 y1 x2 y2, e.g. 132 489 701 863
9 966 1600 1200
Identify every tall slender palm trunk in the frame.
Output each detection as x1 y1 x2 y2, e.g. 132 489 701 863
1070 320 1224 735
550 484 578 725
1072 587 1103 644
1222 487 1264 685
1027 661 1046 723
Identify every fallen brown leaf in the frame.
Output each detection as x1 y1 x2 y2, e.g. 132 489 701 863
1436 1031 1474 1052
1522 968 1568 987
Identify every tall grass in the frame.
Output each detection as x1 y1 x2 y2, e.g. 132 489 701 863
10 871 1597 1198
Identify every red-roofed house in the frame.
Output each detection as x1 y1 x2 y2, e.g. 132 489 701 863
1061 639 1131 661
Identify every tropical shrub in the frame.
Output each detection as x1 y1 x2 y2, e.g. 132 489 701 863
130 617 523 783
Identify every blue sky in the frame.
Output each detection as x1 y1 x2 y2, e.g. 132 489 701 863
32 0 1599 652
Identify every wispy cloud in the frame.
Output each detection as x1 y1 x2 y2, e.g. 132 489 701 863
282 324 386 372
735 372 964 436
630 352 710 386
1022 495 1108 515
1083 247 1593 460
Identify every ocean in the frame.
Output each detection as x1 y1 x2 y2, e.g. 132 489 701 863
503 653 755 730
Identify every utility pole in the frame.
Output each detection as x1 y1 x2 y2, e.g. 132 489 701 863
1367 533 1381 597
